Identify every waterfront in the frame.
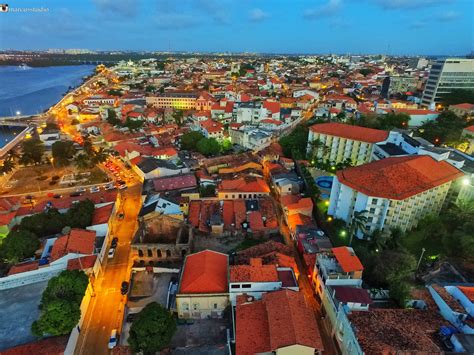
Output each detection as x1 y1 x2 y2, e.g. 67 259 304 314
0 65 95 117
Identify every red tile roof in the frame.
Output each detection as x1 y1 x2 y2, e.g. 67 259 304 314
0 211 16 225
91 203 114 225
336 155 464 200
219 177 270 193
230 258 279 283
451 103 474 110
7 261 40 276
458 286 474 302
332 286 372 304
67 255 97 271
152 174 197 192
388 108 439 115
2 335 68 355
236 290 323 355
332 247 364 273
464 125 474 133
179 250 228 294
263 101 281 114
309 123 389 143
50 229 96 262
199 119 224 134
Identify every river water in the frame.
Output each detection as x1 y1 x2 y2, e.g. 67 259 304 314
0 65 95 117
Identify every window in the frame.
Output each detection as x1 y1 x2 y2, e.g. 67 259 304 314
372 198 378 204
369 208 375 213
166 250 171 258
183 303 189 311
156 249 162 258
242 284 251 289
231 284 240 289
138 249 144 257
213 303 218 309
193 303 199 311
147 249 152 257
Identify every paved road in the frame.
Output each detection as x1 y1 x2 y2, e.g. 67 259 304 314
74 183 142 354
272 194 338 354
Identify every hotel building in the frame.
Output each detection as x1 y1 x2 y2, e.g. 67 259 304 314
146 92 198 110
328 155 464 235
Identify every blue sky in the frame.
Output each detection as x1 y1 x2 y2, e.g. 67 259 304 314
0 0 472 55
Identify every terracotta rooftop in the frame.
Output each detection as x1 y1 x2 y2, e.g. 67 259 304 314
91 203 114 225
332 246 364 273
236 290 324 355
7 260 40 276
331 286 372 305
67 255 97 271
336 155 464 200
179 250 228 294
458 286 474 302
309 122 389 143
452 103 474 110
230 258 279 283
50 229 96 262
349 309 446 353
152 174 197 192
219 177 270 193
2 335 68 355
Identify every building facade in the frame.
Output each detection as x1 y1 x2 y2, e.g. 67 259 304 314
421 58 474 109
146 92 198 110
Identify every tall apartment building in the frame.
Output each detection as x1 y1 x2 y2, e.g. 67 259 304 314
421 58 474 109
328 155 464 236
381 75 417 98
307 123 389 166
146 92 198 110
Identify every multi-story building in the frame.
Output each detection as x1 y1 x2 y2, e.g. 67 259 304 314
307 123 389 166
421 58 474 109
146 92 198 110
328 155 464 235
381 75 417 98
312 247 364 298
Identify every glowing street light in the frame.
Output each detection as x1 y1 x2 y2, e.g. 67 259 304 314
15 111 21 116
340 230 347 237
462 178 470 186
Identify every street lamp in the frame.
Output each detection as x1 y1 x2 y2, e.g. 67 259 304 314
15 110 21 116
416 247 426 271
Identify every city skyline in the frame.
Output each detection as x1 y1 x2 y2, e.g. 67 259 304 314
0 0 472 55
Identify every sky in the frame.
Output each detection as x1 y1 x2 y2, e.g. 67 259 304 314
0 0 472 55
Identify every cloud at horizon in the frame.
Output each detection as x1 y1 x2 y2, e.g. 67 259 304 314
0 0 471 55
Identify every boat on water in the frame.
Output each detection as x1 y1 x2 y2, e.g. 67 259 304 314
18 63 31 70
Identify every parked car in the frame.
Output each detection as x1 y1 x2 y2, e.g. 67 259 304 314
104 183 115 190
108 329 118 349
111 237 118 248
69 192 81 197
53 194 62 199
118 184 127 190
76 187 86 193
108 248 115 259
121 281 129 295
90 186 100 193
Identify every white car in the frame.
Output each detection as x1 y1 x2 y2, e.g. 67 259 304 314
90 186 100 193
108 329 118 349
108 248 116 259
118 183 127 190
104 183 115 190
76 187 86 193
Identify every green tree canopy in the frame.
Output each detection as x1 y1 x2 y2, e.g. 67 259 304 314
124 118 144 131
441 89 474 106
180 131 205 151
20 138 44 165
0 230 39 264
128 302 176 353
197 137 221 156
32 270 88 337
279 125 309 160
52 140 76 167
64 199 95 229
106 109 120 125
417 110 468 146
359 68 374 77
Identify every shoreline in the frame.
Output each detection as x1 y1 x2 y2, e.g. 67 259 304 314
0 65 96 119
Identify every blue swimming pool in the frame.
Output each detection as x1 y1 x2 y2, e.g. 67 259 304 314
315 176 334 189
320 193 330 200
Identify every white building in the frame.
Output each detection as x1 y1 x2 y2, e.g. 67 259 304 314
328 155 464 235
421 58 474 109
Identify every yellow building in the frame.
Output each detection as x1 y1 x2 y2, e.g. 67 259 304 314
146 92 198 110
307 123 389 166
176 250 229 319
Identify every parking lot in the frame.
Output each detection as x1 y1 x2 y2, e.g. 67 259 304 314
0 281 49 351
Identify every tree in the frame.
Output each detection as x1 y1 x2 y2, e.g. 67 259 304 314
128 302 176 353
74 153 92 170
417 110 467 146
172 110 184 127
441 89 474 106
20 208 66 236
145 85 156 93
180 131 205 151
52 141 76 167
367 229 386 253
385 227 403 250
389 281 411 308
107 89 123 97
359 68 373 77
371 249 417 287
0 156 15 174
0 230 39 264
91 147 108 165
279 125 309 160
348 210 368 246
200 184 216 197
64 199 95 229
32 270 88 337
197 137 221 157
106 109 120 125
19 138 44 165
124 118 144 131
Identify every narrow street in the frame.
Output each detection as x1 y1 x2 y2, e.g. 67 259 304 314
272 196 338 355
74 183 142 354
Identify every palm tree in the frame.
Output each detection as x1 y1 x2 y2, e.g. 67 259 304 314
386 227 404 250
92 147 108 165
348 210 368 246
74 153 91 170
0 157 15 174
368 229 386 252
308 138 328 162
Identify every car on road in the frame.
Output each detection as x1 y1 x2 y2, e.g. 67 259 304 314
121 281 129 295
108 248 115 259
76 187 86 193
69 191 81 197
111 237 118 248
108 329 118 349
90 186 100 193
104 183 115 190
118 183 127 190
53 194 62 199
